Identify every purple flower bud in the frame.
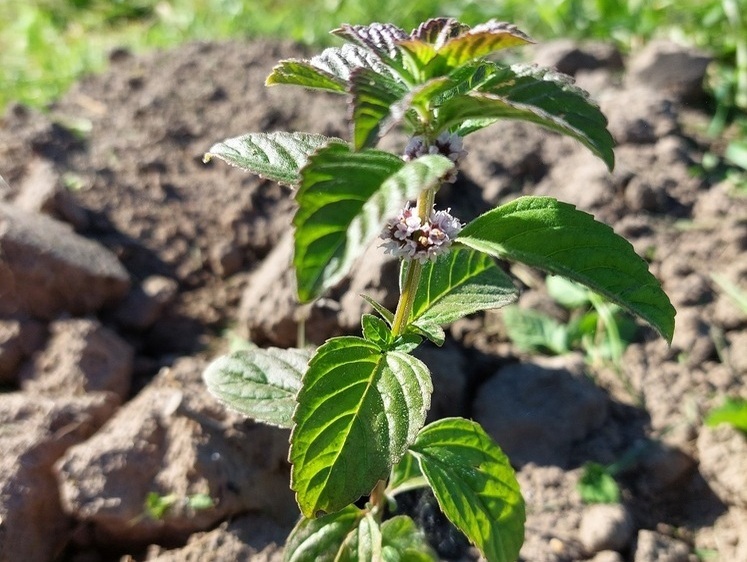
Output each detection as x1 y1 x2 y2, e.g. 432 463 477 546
380 204 462 263
402 132 467 183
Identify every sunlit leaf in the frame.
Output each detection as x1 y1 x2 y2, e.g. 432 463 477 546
267 44 397 93
438 62 615 170
458 196 675 342
204 132 342 186
381 516 437 562
294 145 454 302
202 347 311 428
284 505 363 562
338 513 383 562
409 418 525 562
350 67 408 150
410 247 517 344
290 337 432 517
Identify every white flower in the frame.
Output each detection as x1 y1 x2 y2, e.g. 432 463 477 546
380 204 462 263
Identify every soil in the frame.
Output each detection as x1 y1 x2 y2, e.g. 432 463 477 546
0 36 745 562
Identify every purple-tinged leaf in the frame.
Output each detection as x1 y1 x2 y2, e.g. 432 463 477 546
410 17 469 48
332 22 408 63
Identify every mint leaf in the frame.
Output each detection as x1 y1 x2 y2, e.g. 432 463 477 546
350 67 408 150
338 513 383 562
294 145 454 302
388 452 427 496
362 314 392 349
202 347 311 428
204 132 342 186
267 44 397 93
284 506 363 562
410 247 517 344
409 418 525 562
458 196 676 342
290 337 432 517
439 63 615 170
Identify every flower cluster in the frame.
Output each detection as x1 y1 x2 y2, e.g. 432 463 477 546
403 132 467 183
380 204 462 263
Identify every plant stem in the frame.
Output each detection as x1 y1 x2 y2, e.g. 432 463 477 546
390 188 435 337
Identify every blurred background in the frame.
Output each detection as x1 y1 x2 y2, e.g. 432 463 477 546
0 0 743 114
0 0 745 172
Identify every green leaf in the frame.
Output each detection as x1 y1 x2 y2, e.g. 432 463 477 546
410 247 517 342
265 59 347 93
362 314 392 349
436 63 615 170
361 294 395 325
350 67 408 150
577 462 620 504
458 196 676 343
398 20 531 81
290 336 433 517
705 397 747 433
294 144 454 302
338 513 383 562
409 418 525 562
546 274 592 309
502 305 570 355
202 347 311 428
332 22 409 73
381 516 438 562
266 44 397 93
388 452 427 496
433 20 532 69
204 132 342 186
284 505 363 562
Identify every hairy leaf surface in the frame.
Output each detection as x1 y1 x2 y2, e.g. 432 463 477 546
350 67 408 150
202 347 311 428
204 132 342 186
410 418 525 562
294 145 454 302
290 337 432 517
410 248 517 344
458 196 675 342
266 44 396 93
284 505 362 562
438 63 615 170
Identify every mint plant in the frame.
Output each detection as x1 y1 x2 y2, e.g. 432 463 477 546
202 17 675 562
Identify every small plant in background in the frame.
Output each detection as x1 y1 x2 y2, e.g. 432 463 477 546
202 18 675 561
502 275 642 402
705 396 747 433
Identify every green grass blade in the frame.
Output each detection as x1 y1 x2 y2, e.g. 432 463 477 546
293 145 454 302
202 347 311 428
290 337 432 517
410 418 525 562
457 196 675 342
204 132 342 186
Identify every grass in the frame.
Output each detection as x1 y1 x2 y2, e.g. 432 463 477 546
0 0 744 115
